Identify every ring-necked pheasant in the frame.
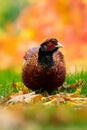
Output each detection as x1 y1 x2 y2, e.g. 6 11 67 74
22 38 66 93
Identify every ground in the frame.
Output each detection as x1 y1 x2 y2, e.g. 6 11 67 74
0 68 87 130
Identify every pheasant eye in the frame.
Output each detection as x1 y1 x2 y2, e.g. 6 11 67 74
47 42 53 46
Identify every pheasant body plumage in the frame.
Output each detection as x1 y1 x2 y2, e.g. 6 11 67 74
22 38 66 93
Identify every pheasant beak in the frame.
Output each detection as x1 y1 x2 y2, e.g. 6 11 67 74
56 42 64 48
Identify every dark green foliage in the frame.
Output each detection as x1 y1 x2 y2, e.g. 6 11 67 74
0 0 28 28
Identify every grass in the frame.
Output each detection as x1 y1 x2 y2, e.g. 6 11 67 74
0 68 87 97
0 68 87 130
0 68 22 97
66 71 87 96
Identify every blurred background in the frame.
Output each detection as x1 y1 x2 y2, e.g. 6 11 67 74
0 1 87 129
0 0 87 71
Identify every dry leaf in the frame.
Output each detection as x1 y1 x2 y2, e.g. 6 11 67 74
24 94 42 103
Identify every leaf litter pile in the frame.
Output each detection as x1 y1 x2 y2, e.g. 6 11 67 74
0 70 87 130
5 79 87 108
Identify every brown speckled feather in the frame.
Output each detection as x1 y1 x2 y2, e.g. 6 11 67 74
22 47 66 92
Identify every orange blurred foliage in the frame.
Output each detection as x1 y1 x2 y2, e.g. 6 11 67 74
0 0 87 70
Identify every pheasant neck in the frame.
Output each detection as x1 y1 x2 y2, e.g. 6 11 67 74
38 53 54 67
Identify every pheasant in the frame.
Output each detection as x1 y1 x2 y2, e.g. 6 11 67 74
22 38 66 94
